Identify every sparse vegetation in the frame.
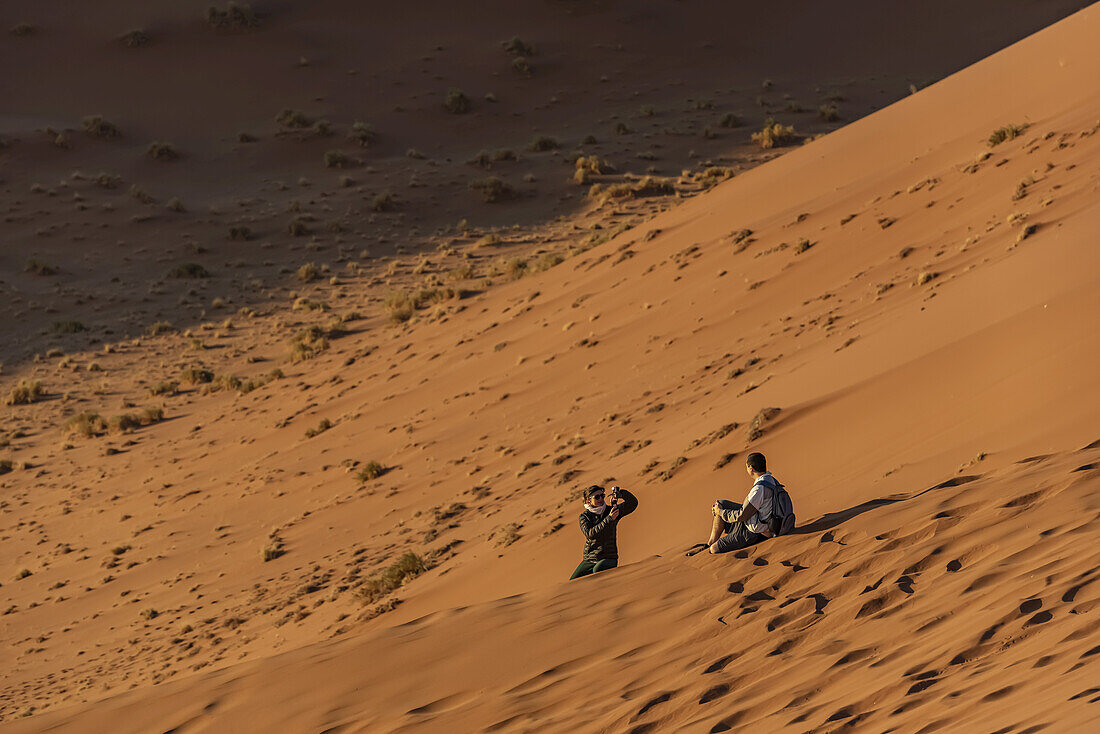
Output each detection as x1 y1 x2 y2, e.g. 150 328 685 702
528 135 559 152
63 412 107 438
347 121 376 147
119 29 150 47
324 150 353 168
228 226 252 241
82 116 120 139
502 36 534 56
988 123 1028 147
146 141 178 160
470 176 513 203
356 460 388 482
819 103 840 122
52 320 86 334
149 381 178 396
297 262 320 282
914 271 937 286
205 2 260 31
572 155 613 185
719 112 742 128
169 263 210 279
747 407 780 442
358 552 425 604
1016 223 1038 243
11 23 37 36
595 176 674 204
26 259 58 276
180 365 214 384
372 191 396 212
7 380 44 406
384 287 463 322
262 534 285 562
108 407 164 434
287 218 309 236
444 88 471 114
698 167 734 188
275 109 311 128
751 118 798 148
305 418 332 439
512 57 533 76
289 325 331 361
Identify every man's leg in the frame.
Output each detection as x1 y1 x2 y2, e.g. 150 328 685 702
709 523 765 554
570 560 597 579
591 559 618 574
707 500 742 545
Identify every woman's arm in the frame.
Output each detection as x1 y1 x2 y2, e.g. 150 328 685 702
615 489 639 517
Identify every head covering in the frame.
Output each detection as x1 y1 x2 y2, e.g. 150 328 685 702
583 484 604 501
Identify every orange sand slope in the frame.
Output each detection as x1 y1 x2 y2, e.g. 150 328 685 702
5 4 1100 733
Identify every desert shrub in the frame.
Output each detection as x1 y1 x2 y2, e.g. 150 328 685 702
528 135 558 152
324 150 353 168
93 172 121 188
169 263 209 279
347 121 375 147
819 103 840 122
0 460 13 475
239 369 283 394
26 259 58 276
747 407 780 442
448 263 474 280
312 119 332 136
64 412 107 438
914 271 937 286
149 381 178 396
698 166 734 188
751 118 798 148
297 262 320 282
305 418 332 438
988 124 1027 147
146 141 178 160
11 23 37 36
444 88 470 114
119 29 150 47
372 191 395 212
531 252 564 272
356 460 387 482
500 258 527 280
502 36 534 56
83 116 120 139
130 185 155 204
637 104 656 117
205 2 259 31
146 321 174 337
511 57 533 75
358 552 425 604
52 320 86 334
287 218 309 236
719 112 742 128
275 109 311 128
180 365 214 384
470 176 512 203
795 238 813 254
289 326 329 361
228 226 252 241
108 413 141 433
7 380 44 406
613 122 632 136
262 536 285 562
237 131 258 143
572 155 613 185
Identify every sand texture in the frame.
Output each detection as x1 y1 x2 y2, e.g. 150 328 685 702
1 1 1099 732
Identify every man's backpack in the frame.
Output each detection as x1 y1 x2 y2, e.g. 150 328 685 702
765 480 796 537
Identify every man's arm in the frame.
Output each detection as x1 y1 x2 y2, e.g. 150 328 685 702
614 489 639 518
736 502 758 525
580 512 615 539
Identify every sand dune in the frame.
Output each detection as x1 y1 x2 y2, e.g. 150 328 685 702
2 1 1099 732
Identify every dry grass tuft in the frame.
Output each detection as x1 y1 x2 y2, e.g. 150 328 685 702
83 116 120 139
7 380 44 406
119 29 150 47
64 412 107 438
146 141 178 160
751 118 798 149
747 407 781 442
324 150 354 168
169 263 210 279
26 259 59 276
347 121 376 147
470 177 513 203
528 135 559 152
275 109 311 128
297 262 320 282
372 191 396 212
305 418 332 439
205 2 259 31
444 88 471 114
356 460 388 482
988 123 1028 147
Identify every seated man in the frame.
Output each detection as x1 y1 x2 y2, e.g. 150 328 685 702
704 452 780 554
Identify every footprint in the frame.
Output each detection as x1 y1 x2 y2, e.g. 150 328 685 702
699 683 730 704
982 685 1015 702
1019 599 1043 614
1071 463 1096 472
727 581 744 593
1069 687 1100 700
946 559 962 572
831 647 873 668
636 692 672 716
704 655 735 674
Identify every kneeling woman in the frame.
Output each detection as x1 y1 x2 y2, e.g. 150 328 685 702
570 484 639 579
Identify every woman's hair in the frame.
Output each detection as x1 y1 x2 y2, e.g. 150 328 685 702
583 484 604 500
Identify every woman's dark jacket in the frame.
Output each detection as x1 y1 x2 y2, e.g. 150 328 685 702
578 490 638 561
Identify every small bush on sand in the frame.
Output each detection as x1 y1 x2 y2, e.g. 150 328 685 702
169 263 209 279
10 23 37 36
444 88 471 114
305 418 332 438
347 121 376 147
324 150 353 168
358 552 425 604
531 252 564 273
7 380 44 405
275 109 311 128
83 116 120 139
146 141 178 160
52 320 86 334
119 29 150 47
180 365 214 384
146 321 174 337
297 262 320 282
914 271 937 286
289 326 329 361
93 172 121 188
698 166 734 188
262 533 285 562
747 407 780 442
751 118 798 149
228 226 252 241
572 155 613 185
357 460 387 482
26 259 58 275
511 57 533 76
470 176 513 203
205 2 259 31
502 36 534 56
287 218 309 236
0 460 13 475
988 123 1028 147
597 176 674 204
372 191 396 212
149 381 178 396
819 103 840 122
719 112 742 128
64 412 107 438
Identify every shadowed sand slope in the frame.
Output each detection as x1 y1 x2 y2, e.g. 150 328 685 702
3 3 1100 732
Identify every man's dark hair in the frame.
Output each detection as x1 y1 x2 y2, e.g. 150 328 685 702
746 452 767 472
583 484 604 500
